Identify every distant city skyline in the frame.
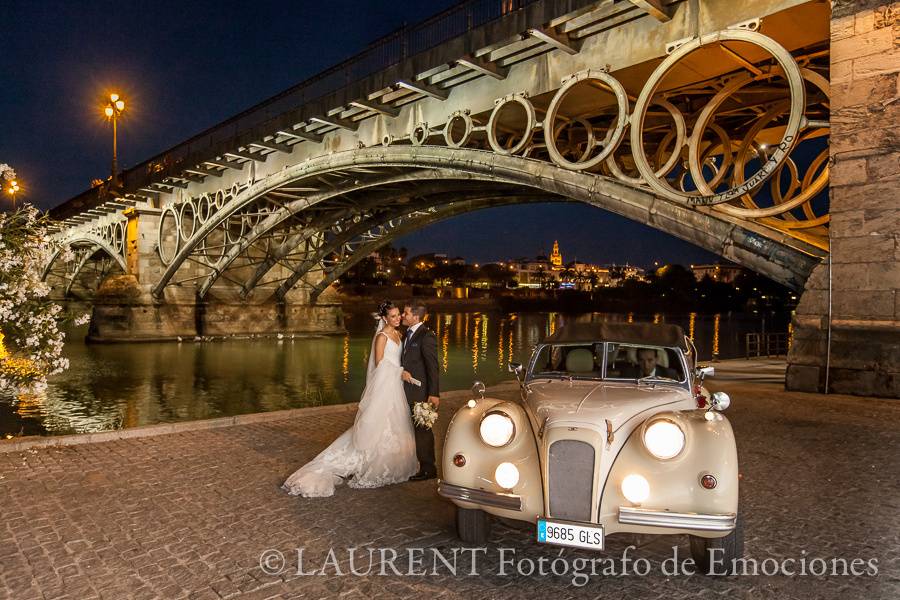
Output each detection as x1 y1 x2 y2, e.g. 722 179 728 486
395 203 719 269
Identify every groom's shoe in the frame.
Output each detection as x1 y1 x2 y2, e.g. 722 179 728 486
409 470 436 481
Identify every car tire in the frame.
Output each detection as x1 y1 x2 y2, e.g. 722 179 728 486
689 510 745 575
456 507 491 544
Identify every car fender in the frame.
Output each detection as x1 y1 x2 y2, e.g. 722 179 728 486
441 398 543 522
600 410 739 538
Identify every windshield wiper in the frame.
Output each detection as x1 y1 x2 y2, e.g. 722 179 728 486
636 375 680 385
537 371 567 377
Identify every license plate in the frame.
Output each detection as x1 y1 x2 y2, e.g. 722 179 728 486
536 518 604 551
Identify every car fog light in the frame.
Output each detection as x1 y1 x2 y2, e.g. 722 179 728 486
494 462 519 489
621 474 650 504
700 474 717 489
453 453 466 467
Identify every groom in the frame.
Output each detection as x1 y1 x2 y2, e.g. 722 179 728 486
400 300 440 481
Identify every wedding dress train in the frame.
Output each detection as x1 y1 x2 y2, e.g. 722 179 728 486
281 329 418 497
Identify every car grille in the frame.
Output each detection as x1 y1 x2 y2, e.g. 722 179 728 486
548 439 595 522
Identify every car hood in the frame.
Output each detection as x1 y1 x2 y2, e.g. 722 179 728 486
527 379 690 432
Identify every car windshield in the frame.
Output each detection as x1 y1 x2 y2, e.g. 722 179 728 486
529 342 686 383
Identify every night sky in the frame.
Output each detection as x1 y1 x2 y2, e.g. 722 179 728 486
2 0 718 267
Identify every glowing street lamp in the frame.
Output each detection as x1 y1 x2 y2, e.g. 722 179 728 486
5 179 20 209
104 93 126 185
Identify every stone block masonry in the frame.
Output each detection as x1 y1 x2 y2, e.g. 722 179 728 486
787 0 900 397
87 301 345 342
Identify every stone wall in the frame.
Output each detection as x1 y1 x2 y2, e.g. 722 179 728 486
88 301 344 342
787 0 900 397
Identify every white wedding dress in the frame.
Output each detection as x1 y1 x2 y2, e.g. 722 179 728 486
281 326 418 497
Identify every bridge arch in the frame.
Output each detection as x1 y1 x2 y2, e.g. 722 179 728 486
42 234 128 300
300 195 560 304
152 146 826 303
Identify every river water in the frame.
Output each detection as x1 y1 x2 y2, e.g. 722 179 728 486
0 310 787 437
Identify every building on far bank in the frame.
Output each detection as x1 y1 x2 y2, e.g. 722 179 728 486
605 264 647 285
565 262 610 290
408 252 467 271
509 257 555 288
507 240 641 290
690 262 744 284
550 240 563 271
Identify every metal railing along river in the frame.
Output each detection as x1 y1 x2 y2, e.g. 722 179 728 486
745 332 791 358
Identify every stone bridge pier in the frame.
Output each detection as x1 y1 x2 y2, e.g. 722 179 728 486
786 0 900 398
88 207 344 342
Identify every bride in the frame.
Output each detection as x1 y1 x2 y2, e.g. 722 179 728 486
282 301 418 497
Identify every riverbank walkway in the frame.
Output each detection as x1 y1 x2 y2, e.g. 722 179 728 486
1 358 898 599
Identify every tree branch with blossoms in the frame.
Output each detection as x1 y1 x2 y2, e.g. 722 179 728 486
0 197 72 392
0 164 14 185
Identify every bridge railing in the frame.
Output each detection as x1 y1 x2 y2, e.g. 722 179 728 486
55 0 579 218
745 332 791 359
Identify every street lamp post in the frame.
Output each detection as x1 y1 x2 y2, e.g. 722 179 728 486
104 93 126 186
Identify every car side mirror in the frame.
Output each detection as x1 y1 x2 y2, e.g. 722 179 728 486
698 366 715 379
471 380 486 400
710 391 730 411
508 362 524 384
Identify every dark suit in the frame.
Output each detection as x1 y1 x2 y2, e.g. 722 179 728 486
401 324 439 476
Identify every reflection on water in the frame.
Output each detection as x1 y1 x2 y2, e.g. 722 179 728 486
0 310 785 437
713 313 722 359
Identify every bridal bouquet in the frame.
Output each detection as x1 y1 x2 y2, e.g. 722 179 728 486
412 401 439 430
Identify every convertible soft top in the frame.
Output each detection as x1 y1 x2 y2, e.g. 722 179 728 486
543 322 687 348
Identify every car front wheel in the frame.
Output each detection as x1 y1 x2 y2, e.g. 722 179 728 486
689 511 745 575
456 507 491 544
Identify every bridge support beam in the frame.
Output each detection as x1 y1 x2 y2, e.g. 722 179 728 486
787 1 900 398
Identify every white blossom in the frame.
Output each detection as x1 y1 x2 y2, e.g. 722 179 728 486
0 203 72 392
0 164 16 182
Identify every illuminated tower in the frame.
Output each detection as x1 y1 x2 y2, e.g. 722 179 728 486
550 240 563 270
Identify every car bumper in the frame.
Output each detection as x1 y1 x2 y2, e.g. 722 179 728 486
437 480 523 511
618 506 736 531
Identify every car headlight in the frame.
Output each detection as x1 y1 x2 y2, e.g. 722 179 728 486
643 419 685 459
479 411 515 447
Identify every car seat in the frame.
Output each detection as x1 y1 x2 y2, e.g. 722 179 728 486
565 348 595 373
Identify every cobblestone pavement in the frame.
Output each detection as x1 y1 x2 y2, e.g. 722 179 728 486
1 376 898 599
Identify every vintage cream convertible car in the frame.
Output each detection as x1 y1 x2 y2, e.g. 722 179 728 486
437 322 742 574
